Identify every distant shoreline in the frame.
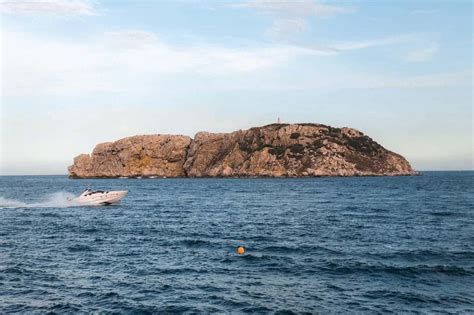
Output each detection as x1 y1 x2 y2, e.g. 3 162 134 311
3 171 474 177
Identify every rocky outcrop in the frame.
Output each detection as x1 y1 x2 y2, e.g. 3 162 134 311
68 135 191 178
68 123 417 178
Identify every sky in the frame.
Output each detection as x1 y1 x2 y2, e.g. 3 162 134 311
0 0 472 175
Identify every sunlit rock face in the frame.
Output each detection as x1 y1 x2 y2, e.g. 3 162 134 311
68 135 192 178
69 124 417 178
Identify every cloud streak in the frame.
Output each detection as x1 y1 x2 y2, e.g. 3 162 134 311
229 0 354 39
2 29 468 99
405 43 439 62
288 34 420 56
1 29 314 97
0 0 98 16
229 0 354 17
265 18 308 39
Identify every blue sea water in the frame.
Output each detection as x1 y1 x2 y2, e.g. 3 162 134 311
0 172 473 313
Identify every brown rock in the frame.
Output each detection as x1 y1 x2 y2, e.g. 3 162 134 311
183 123 416 177
68 124 417 178
68 135 191 178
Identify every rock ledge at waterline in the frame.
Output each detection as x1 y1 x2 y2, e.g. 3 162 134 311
68 123 417 178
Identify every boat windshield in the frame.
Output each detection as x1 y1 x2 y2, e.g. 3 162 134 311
82 189 106 196
82 188 93 196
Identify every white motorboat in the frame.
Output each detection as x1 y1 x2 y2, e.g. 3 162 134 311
72 189 128 205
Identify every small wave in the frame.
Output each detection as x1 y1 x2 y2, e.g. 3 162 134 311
1 266 29 275
242 306 274 312
261 245 302 254
67 244 93 252
179 239 212 247
40 212 61 218
46 303 82 313
158 267 208 275
82 227 99 233
98 292 120 299
429 211 456 217
362 290 442 304
371 249 474 260
321 261 473 276
262 244 342 255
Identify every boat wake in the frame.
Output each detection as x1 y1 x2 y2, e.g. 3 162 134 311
0 197 27 208
0 191 87 209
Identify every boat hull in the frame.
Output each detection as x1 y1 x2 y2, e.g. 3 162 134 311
73 191 128 206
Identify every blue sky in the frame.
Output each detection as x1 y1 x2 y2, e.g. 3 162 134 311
0 0 472 175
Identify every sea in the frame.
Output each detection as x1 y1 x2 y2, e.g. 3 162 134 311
0 172 473 313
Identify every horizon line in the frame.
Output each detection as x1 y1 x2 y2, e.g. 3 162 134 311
1 170 473 177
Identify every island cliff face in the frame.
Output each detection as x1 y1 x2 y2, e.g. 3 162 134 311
69 135 191 178
68 123 416 178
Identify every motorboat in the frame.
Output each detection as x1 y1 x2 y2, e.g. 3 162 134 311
72 189 128 205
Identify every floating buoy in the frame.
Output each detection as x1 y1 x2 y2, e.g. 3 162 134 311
236 246 245 255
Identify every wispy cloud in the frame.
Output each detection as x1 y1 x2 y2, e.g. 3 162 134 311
2 28 468 100
229 0 354 38
330 35 416 51
371 71 470 88
1 29 315 97
229 0 354 17
0 0 98 16
232 71 473 90
264 18 308 39
292 34 419 55
405 43 439 62
327 72 471 89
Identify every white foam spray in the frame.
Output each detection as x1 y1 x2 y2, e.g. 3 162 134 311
0 191 89 209
0 197 27 208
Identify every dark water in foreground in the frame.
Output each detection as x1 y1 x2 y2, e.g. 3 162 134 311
0 172 473 313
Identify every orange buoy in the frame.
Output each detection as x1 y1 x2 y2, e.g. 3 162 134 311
236 246 245 255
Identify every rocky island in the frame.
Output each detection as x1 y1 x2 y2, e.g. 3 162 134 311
68 123 416 178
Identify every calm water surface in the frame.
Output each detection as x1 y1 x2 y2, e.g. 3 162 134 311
0 172 473 313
